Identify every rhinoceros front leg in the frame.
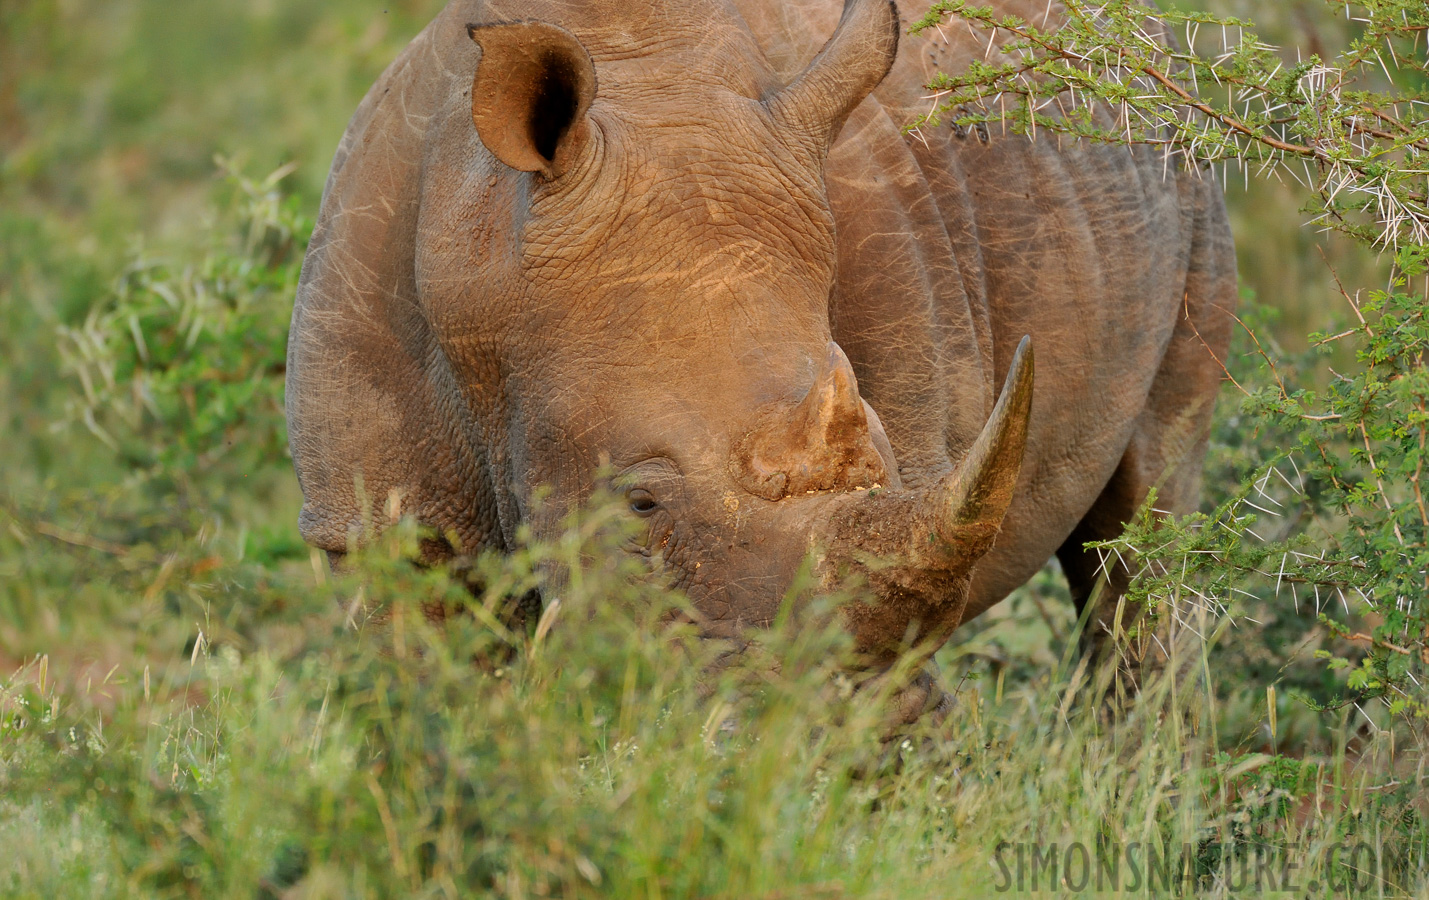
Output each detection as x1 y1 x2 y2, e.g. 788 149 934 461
1056 175 1236 700
1056 386 1218 701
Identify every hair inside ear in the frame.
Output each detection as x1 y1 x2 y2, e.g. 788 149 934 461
529 53 580 165
468 22 596 178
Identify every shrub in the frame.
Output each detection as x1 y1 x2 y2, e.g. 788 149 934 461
912 0 1429 722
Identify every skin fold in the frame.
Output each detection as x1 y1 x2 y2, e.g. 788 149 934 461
286 0 1236 708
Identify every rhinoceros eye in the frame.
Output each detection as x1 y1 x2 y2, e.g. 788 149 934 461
627 489 658 517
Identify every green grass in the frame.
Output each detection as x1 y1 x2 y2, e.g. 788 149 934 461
1 1 1426 897
3 515 1424 898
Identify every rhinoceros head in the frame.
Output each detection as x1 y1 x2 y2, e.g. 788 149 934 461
286 0 1032 662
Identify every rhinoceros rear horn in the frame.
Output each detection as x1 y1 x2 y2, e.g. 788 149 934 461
767 0 899 155
467 21 596 178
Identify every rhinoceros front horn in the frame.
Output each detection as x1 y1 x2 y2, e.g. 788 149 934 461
930 335 1035 550
827 335 1032 574
821 337 1032 652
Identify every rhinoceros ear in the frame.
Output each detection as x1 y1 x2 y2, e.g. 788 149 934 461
467 21 597 179
767 0 899 156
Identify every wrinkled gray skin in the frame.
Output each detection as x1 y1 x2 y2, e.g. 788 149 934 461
287 0 1235 711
